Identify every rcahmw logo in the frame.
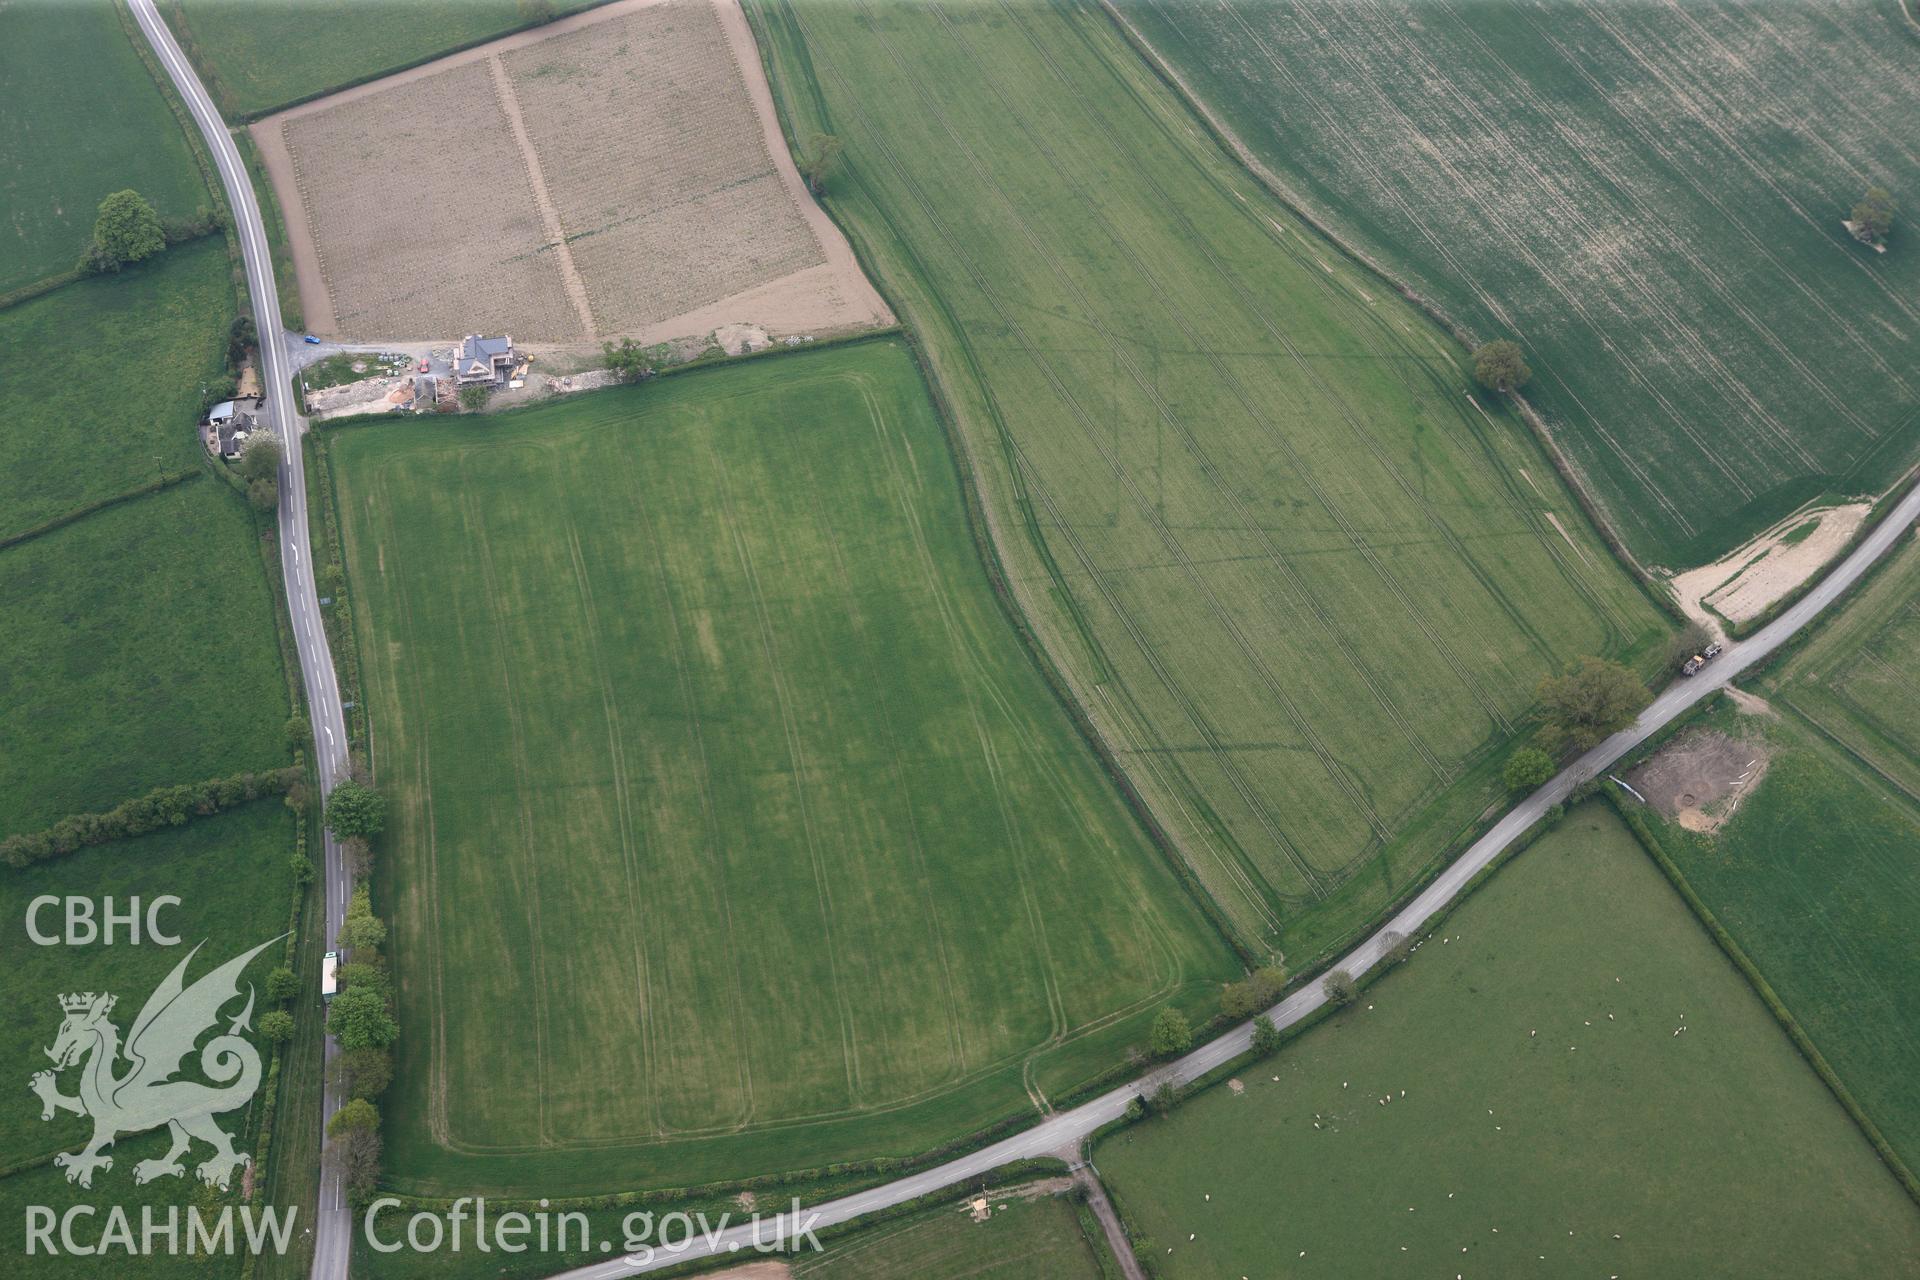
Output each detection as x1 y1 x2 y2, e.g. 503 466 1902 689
22 935 298 1256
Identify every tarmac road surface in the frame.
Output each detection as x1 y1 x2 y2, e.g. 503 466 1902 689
125 6 357 1278
122 2 1920 1271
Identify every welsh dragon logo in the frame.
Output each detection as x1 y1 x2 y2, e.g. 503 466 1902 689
29 937 280 1190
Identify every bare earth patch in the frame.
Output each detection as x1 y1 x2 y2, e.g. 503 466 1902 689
252 0 890 346
1668 501 1870 635
1627 728 1772 834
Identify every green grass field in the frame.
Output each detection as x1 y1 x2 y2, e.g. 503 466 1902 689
747 0 1669 963
1118 0 1920 568
0 0 212 294
1097 804 1920 1277
329 340 1239 1196
0 239 236 540
796 1189 1105 1279
0 801 296 1278
0 478 289 835
161 0 606 119
1614 538 1920 1177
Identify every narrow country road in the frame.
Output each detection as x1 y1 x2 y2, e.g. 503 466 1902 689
122 4 1920 1275
549 478 1920 1279
125 6 357 1279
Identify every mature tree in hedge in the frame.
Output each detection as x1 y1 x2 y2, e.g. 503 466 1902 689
247 478 278 512
1323 968 1358 1007
239 434 281 484
798 133 844 195
227 315 257 369
339 1126 383 1202
337 886 386 954
330 1046 395 1101
1145 1081 1182 1115
1852 186 1895 244
1472 339 1532 393
1667 620 1711 673
266 966 300 1003
1148 1006 1192 1059
602 337 657 383
1536 655 1651 754
1503 746 1557 794
285 714 311 753
324 779 387 841
257 1010 295 1044
1221 964 1287 1019
343 835 373 879
327 985 398 1050
328 1097 380 1138
84 189 166 272
1251 1013 1283 1057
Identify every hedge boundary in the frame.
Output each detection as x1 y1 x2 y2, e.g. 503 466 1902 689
0 768 298 868
1608 789 1920 1207
0 468 203 553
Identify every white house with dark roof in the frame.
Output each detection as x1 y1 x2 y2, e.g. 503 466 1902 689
454 334 516 385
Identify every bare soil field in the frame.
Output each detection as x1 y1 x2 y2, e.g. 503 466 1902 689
1669 501 1872 634
1627 728 1771 834
253 0 889 345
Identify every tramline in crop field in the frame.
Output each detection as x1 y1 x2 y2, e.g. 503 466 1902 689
747 0 1670 964
1118 0 1920 568
329 342 1239 1195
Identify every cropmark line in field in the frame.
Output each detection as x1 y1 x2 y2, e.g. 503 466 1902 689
786 0 1337 909
1168 0 1697 541
1474 0 1917 435
851 0 1406 873
989 0 1551 723
1281 2 1785 501
1374 0 1866 468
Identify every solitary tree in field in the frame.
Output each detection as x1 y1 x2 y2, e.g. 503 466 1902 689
1323 968 1358 1007
797 133 845 195
1535 655 1650 755
324 778 387 841
1502 745 1556 794
83 189 166 272
1149 1006 1193 1059
1472 339 1532 393
1851 186 1895 245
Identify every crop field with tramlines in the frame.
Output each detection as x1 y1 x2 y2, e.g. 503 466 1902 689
1098 804 1920 1278
1118 0 1920 568
747 0 1669 966
327 341 1239 1196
